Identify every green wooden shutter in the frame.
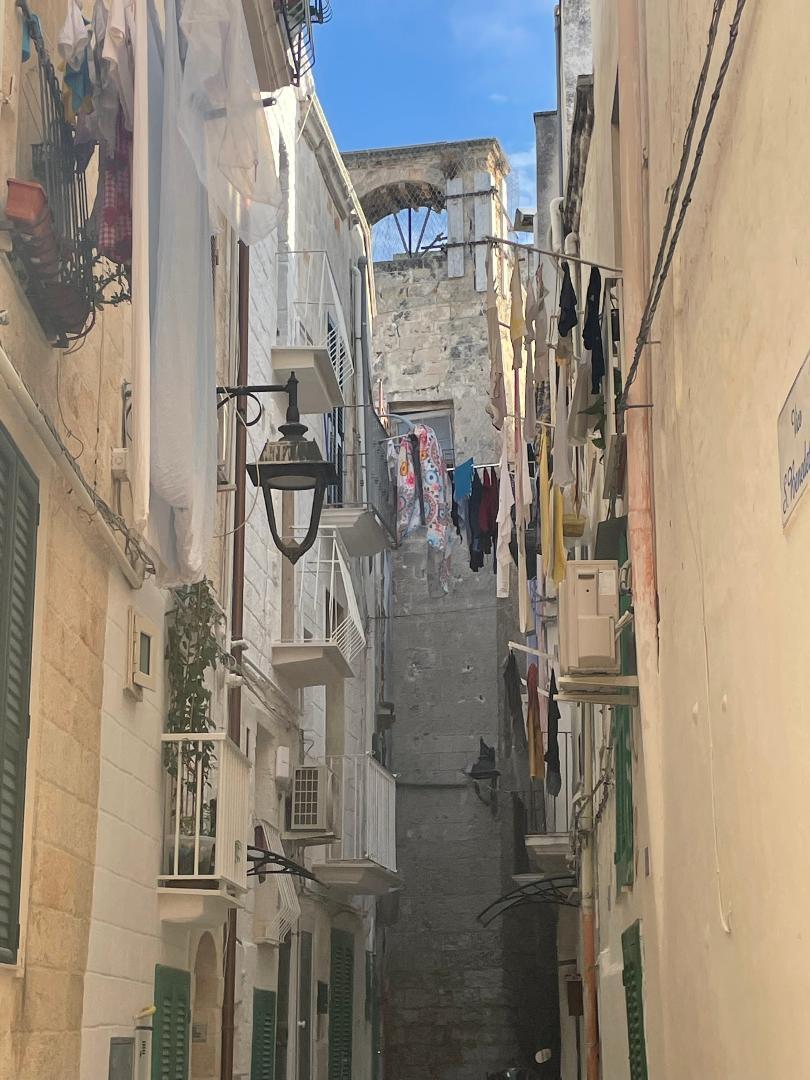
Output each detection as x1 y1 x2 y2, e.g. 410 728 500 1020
0 423 38 965
297 931 312 1080
251 988 277 1080
152 965 190 1080
328 929 355 1080
621 921 648 1080
614 705 634 889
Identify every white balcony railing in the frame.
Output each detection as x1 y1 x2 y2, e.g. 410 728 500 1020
271 532 365 686
296 532 365 662
326 755 397 873
276 250 354 401
160 732 252 893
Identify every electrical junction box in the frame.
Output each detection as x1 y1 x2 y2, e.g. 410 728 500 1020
559 560 621 676
111 446 129 481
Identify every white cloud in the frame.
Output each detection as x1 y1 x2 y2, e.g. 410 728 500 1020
489 92 509 105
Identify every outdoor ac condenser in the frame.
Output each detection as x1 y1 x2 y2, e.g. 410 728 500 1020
289 765 336 835
559 560 621 676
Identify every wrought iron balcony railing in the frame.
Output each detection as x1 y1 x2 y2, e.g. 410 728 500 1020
325 754 397 873
8 0 95 345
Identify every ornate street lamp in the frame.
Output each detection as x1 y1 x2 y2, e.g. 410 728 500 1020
218 373 337 564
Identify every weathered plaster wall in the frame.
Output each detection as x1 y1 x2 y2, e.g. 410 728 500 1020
576 0 810 1077
559 0 593 180
534 109 562 248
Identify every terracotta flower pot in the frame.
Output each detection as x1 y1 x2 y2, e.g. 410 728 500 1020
6 179 48 227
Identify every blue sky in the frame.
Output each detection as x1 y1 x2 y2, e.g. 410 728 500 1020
314 0 558 207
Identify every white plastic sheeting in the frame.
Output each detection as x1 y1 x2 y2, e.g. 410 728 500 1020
146 0 280 583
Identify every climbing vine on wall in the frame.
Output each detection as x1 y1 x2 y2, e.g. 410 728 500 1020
166 579 225 734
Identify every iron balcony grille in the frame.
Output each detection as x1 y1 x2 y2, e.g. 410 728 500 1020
11 0 95 346
278 0 315 84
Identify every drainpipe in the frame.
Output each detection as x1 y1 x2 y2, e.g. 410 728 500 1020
221 239 250 1080
580 703 599 1080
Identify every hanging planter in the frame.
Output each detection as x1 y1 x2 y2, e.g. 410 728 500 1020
5 178 49 228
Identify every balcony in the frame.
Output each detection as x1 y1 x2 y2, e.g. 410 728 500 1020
270 533 365 687
514 732 575 879
312 755 398 896
6 1 95 346
320 408 397 555
158 732 252 925
243 0 331 92
272 251 354 413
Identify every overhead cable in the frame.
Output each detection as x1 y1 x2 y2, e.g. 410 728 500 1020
618 0 750 427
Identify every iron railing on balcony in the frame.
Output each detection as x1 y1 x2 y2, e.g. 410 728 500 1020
160 732 252 893
279 1 332 84
326 755 397 872
276 250 354 401
10 0 95 345
290 531 365 660
512 731 575 873
278 0 313 84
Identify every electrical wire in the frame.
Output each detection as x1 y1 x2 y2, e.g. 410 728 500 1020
214 409 263 539
56 351 85 458
617 0 750 427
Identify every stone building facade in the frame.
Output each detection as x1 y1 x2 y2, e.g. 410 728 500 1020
345 139 561 1079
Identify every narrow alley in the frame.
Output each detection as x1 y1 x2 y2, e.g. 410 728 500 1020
0 1 801 1079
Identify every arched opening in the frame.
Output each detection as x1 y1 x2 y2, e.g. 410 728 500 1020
191 932 222 1080
362 181 448 263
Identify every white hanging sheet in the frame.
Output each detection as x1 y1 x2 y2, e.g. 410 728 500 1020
177 0 281 245
148 0 216 584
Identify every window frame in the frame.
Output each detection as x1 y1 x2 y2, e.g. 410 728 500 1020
0 419 39 969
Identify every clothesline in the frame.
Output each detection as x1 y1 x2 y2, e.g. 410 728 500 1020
484 234 624 277
509 641 554 661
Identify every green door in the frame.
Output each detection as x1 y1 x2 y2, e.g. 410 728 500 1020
152 965 190 1079
622 921 649 1080
297 931 313 1080
328 929 355 1080
0 423 38 965
275 935 292 1080
251 989 277 1080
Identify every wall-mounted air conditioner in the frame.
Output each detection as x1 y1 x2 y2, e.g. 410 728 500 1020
559 561 621 677
287 765 338 838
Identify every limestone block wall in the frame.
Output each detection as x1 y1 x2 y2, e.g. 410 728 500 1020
372 254 500 465
0 394 113 1080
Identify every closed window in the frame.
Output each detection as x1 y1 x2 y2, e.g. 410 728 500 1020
390 404 455 467
0 422 39 965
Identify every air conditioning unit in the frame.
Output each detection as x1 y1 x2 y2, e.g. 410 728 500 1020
287 765 338 838
559 561 621 677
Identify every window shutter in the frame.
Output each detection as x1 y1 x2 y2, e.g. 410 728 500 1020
614 705 634 889
251 988 277 1080
0 423 38 965
621 920 648 1080
152 965 190 1080
328 929 354 1080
